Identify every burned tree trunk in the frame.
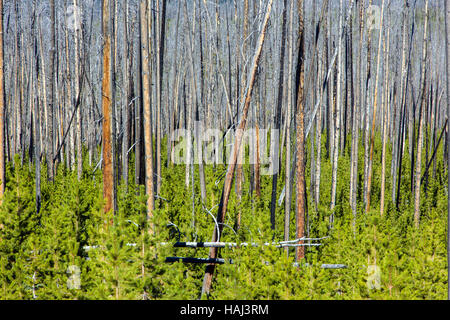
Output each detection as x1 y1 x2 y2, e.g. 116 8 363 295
102 0 115 217
295 0 306 262
201 0 273 297
0 0 4 204
140 0 154 225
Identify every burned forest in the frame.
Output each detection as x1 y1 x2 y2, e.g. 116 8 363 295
0 0 449 300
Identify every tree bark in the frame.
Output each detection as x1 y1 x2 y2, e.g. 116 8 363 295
294 0 305 262
0 0 5 204
141 0 154 227
102 0 115 218
270 0 287 231
201 0 273 297
366 0 385 212
444 0 450 301
380 18 390 216
414 0 429 228
48 0 56 182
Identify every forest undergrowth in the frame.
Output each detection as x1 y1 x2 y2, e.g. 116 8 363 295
0 131 447 300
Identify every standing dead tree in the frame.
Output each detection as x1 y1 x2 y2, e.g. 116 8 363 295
444 0 450 301
414 0 429 228
48 0 56 182
294 0 306 262
140 0 154 228
365 0 386 213
0 0 4 205
201 0 273 297
102 0 115 219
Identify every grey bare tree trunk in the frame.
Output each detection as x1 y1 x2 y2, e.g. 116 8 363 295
270 0 287 231
0 0 4 204
295 0 306 262
330 0 344 212
32 8 41 214
366 0 385 212
393 0 409 204
363 0 373 209
121 0 130 187
74 0 83 180
284 0 295 250
380 15 390 216
102 0 115 219
444 0 450 302
414 0 429 228
156 0 167 197
48 0 56 182
350 0 364 219
140 0 154 227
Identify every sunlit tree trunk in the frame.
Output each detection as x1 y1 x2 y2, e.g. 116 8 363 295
270 0 287 231
48 0 56 182
414 0 429 228
284 0 295 248
444 0 450 301
201 0 273 296
381 18 390 216
140 0 154 226
102 0 115 218
295 0 306 262
366 0 385 212
0 0 5 204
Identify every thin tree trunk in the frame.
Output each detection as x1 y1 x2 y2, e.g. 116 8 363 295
156 0 167 197
330 0 344 212
122 0 130 187
295 0 305 262
350 0 364 218
366 0 385 212
284 0 295 249
74 0 83 180
270 0 287 231
363 0 373 209
0 0 5 204
414 0 429 228
444 0 450 301
48 0 56 182
102 0 115 218
380 18 390 216
201 0 273 297
141 0 154 227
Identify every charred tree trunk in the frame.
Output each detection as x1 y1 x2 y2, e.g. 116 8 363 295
0 0 5 204
201 0 273 297
102 0 115 218
270 0 287 231
295 0 306 262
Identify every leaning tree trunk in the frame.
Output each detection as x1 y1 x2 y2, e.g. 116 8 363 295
201 0 273 297
295 0 306 262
